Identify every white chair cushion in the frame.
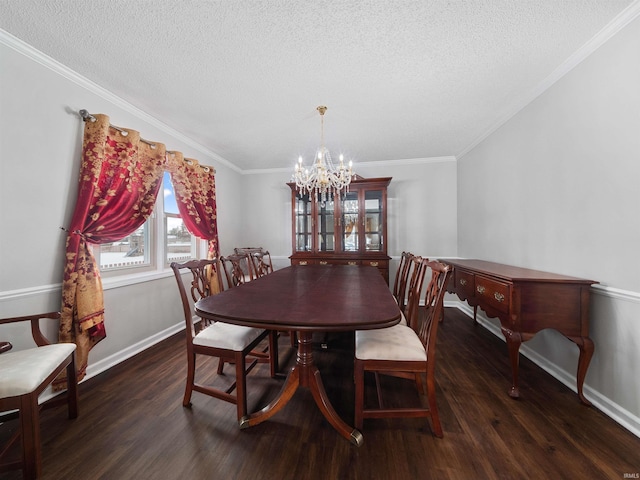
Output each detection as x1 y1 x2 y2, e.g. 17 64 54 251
0 344 76 397
355 324 426 362
194 322 265 351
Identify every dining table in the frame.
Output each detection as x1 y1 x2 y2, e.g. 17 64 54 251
194 264 401 446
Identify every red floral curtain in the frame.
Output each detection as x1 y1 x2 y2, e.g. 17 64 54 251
166 152 220 291
56 114 166 387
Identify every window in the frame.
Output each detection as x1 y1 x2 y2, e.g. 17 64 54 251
163 171 197 264
94 172 198 274
95 221 153 271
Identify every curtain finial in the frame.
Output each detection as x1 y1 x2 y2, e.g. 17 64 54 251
79 110 97 122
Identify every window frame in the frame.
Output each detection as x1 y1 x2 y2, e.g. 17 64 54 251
94 171 203 285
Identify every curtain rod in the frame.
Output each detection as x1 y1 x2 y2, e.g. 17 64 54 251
78 110 215 173
79 109 157 148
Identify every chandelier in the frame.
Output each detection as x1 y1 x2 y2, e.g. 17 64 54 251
293 106 353 203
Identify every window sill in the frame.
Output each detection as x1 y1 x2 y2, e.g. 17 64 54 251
101 268 174 290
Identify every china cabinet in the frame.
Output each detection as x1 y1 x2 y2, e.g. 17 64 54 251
287 175 391 283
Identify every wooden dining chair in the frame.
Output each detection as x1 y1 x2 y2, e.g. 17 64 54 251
0 312 79 479
245 250 296 345
234 247 269 261
393 252 420 325
219 254 283 372
354 258 452 436
171 259 278 422
219 253 256 288
234 248 296 347
233 247 265 255
248 250 274 278
392 251 414 313
234 247 274 279
368 255 424 375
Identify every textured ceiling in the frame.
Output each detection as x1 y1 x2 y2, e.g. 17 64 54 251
0 1 635 171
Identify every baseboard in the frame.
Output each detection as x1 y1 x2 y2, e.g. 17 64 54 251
84 322 184 379
450 301 640 439
39 322 184 404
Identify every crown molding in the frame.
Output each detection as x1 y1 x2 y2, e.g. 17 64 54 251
0 29 241 174
456 0 640 159
242 155 457 175
2 28 457 177
356 156 457 167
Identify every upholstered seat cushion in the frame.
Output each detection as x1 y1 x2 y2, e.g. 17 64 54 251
355 324 426 361
193 321 265 351
0 344 76 397
398 311 407 326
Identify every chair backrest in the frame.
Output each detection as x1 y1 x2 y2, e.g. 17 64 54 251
414 260 452 356
393 251 415 312
219 253 255 288
249 250 273 278
171 259 221 340
403 255 427 329
234 247 266 255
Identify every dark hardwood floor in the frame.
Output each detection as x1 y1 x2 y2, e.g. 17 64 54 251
2 308 639 479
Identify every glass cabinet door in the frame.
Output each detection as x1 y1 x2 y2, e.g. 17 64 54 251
364 190 384 252
290 177 390 263
317 199 335 251
341 191 359 252
294 193 312 251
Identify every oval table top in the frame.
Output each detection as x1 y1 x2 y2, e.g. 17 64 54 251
195 265 401 332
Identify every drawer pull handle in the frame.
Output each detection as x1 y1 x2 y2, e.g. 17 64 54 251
299 261 308 265
494 292 505 302
319 261 328 265
348 261 357 265
369 261 379 267
476 285 486 294
459 279 467 286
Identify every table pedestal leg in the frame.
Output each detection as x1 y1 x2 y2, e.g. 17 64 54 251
240 331 363 446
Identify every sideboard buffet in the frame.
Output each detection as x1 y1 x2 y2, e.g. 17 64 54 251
443 258 597 405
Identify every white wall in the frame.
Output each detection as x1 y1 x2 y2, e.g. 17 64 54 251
358 159 458 259
457 15 640 435
0 34 245 375
232 170 293 269
238 159 459 275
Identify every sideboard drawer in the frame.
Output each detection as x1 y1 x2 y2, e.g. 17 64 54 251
455 269 476 299
475 275 510 313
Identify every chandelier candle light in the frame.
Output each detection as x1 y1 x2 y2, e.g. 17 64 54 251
294 106 354 203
